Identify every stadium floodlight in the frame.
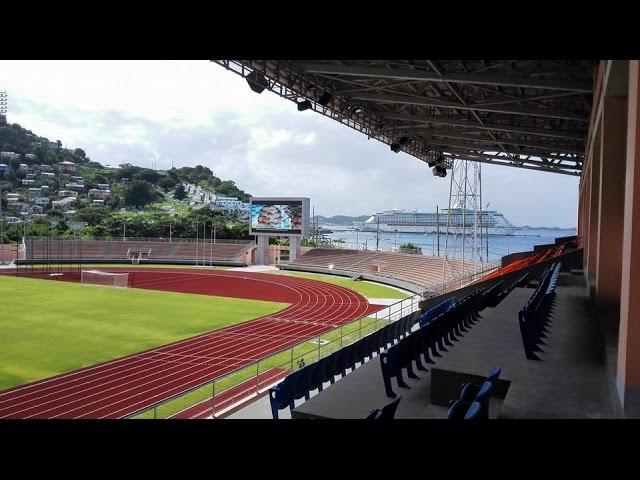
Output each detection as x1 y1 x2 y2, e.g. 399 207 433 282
390 143 401 153
297 99 313 111
433 165 447 178
245 71 269 94
318 91 333 106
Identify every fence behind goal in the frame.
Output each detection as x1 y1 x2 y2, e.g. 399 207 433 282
81 270 129 288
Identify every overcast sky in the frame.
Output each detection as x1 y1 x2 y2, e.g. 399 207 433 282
0 60 579 228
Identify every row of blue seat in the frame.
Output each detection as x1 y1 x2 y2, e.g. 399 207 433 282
518 262 561 361
448 366 501 420
483 271 530 308
268 311 417 419
379 289 485 398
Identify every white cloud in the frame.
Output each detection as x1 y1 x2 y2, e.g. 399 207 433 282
0 60 579 228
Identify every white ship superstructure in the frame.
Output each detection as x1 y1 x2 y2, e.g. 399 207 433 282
354 208 517 235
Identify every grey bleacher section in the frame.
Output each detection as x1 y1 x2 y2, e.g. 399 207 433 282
281 248 478 294
22 238 255 266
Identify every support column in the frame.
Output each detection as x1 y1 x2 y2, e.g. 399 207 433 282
582 163 591 271
616 60 640 416
587 139 601 292
289 236 301 263
595 96 628 315
256 235 269 265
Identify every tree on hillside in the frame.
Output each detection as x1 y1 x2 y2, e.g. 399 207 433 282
123 180 157 208
72 206 112 226
174 183 187 201
134 169 161 184
158 176 179 192
73 148 86 159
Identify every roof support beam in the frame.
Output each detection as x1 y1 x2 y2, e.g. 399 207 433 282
424 137 583 159
300 63 594 93
383 113 586 141
346 92 588 121
444 151 581 176
424 132 584 155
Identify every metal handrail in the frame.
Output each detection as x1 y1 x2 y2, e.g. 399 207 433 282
124 292 426 419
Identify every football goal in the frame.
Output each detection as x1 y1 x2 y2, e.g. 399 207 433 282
81 269 129 288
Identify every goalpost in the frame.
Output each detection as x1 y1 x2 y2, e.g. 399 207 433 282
81 269 129 288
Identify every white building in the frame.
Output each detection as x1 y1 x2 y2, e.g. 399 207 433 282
0 152 20 161
52 196 77 211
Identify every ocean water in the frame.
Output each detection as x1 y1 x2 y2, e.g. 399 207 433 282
319 225 576 262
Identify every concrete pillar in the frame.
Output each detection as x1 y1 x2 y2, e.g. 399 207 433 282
595 96 627 314
256 235 269 265
587 138 601 290
616 60 640 416
583 163 591 271
289 236 301 262
577 183 584 239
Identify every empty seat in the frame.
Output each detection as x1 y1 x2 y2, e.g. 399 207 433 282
367 394 402 420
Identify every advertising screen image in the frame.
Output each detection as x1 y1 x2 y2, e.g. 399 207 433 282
250 200 305 234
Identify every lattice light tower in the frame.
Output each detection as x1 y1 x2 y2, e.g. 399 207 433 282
0 91 7 121
442 158 487 281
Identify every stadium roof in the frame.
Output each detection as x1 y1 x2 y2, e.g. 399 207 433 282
214 60 595 177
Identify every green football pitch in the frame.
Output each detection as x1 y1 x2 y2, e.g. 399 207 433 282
0 275 288 392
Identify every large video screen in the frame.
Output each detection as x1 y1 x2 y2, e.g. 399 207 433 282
250 198 308 235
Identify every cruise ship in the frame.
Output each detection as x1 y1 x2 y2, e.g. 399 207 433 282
354 208 518 235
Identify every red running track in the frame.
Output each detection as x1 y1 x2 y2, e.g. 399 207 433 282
0 268 383 419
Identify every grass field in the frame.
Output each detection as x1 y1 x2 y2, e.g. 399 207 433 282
0 275 287 391
264 270 411 299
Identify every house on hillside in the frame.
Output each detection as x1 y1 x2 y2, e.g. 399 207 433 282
57 160 76 173
34 197 50 207
0 152 20 161
27 188 42 199
51 196 77 211
57 190 78 198
24 153 37 161
88 188 110 200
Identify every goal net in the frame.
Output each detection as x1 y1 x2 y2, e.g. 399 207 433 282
81 269 129 288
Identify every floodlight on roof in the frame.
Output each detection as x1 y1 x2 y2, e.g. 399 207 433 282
318 92 333 106
245 71 269 94
297 100 313 111
390 143 401 153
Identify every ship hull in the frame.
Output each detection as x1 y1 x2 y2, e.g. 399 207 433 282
354 223 517 236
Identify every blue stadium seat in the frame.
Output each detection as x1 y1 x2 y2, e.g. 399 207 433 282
419 298 454 328
448 399 471 420
365 409 381 419
377 394 402 420
463 401 483 421
474 381 494 420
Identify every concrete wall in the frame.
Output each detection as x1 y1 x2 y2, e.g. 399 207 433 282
578 60 640 417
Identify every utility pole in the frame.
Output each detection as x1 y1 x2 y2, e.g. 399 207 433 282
210 221 213 267
436 206 440 257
